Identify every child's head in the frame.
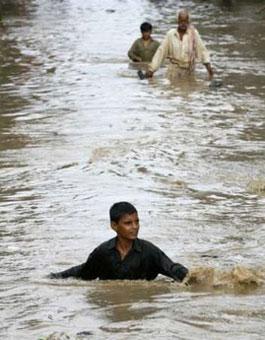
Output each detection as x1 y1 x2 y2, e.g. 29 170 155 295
140 22 153 40
109 202 137 223
110 202 139 240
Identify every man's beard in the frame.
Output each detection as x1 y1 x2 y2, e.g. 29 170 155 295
178 24 188 32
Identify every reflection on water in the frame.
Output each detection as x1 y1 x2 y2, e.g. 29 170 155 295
87 281 172 322
1 0 265 339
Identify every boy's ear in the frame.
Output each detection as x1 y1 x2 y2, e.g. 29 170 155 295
111 221 117 232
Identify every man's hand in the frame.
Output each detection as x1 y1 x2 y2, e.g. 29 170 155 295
133 56 142 62
204 63 214 80
208 69 214 81
145 70 154 78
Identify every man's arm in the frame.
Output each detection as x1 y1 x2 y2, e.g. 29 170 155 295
146 34 170 77
128 39 142 62
204 62 214 80
49 248 100 280
195 29 214 79
154 247 188 282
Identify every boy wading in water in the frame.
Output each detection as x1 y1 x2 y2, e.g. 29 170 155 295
128 22 160 63
50 202 188 282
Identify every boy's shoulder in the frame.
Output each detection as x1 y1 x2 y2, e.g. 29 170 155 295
133 38 143 44
97 237 116 250
152 39 160 46
137 238 161 251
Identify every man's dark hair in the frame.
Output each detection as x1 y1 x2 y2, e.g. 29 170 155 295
110 202 137 223
140 22 152 33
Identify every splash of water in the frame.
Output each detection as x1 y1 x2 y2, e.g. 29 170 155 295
183 265 265 292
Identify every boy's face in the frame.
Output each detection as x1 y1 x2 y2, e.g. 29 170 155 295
111 212 139 241
142 31 151 40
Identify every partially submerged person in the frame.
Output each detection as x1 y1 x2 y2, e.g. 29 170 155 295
50 202 188 282
146 9 214 79
128 22 160 63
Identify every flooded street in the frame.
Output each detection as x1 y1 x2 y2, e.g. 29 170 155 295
1 0 265 339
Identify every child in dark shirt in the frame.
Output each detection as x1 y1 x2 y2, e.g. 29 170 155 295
50 202 188 282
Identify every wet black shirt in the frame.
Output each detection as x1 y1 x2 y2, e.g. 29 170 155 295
51 237 188 282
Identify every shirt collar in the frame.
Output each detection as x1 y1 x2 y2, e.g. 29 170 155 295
141 37 153 43
107 237 142 252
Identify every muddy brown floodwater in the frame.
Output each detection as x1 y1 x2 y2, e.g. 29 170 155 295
1 0 265 339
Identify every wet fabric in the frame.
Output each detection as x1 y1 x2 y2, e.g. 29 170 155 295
149 27 210 72
166 63 195 81
128 38 160 62
50 237 188 282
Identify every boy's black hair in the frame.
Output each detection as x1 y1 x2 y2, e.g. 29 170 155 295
110 202 137 223
140 22 152 33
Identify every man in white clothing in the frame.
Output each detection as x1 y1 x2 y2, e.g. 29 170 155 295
146 9 214 79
